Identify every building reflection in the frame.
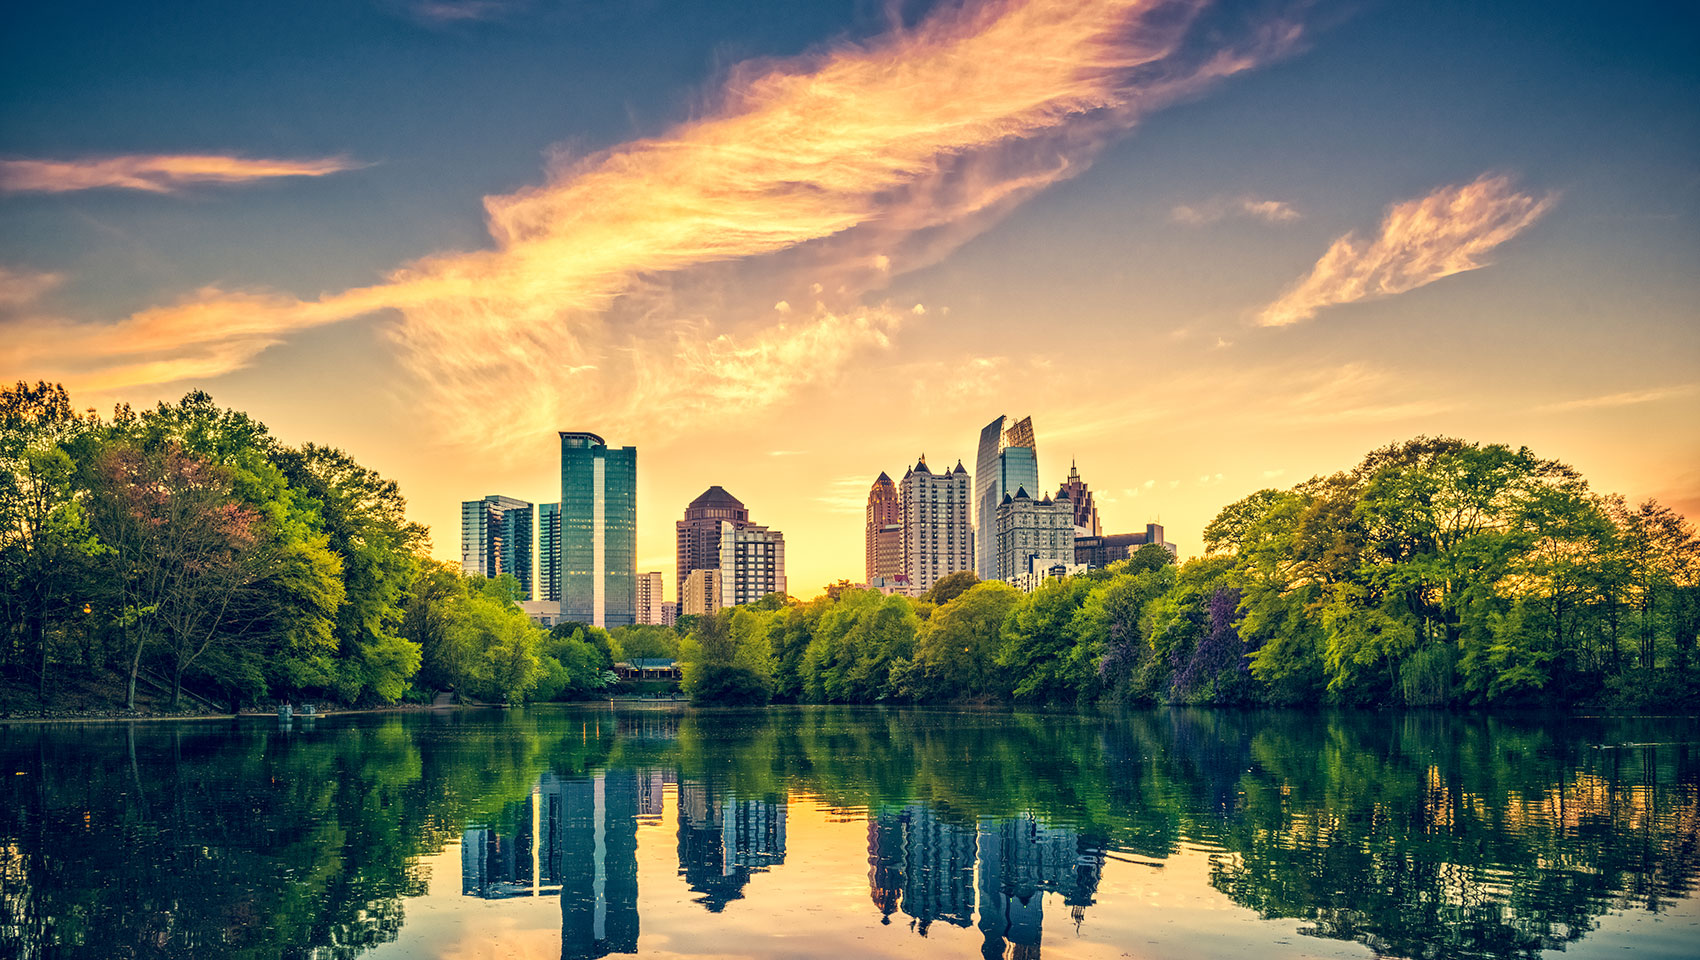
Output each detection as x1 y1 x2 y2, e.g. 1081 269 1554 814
677 779 788 912
866 806 1104 957
460 770 652 959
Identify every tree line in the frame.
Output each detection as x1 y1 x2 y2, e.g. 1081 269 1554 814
678 436 1698 707
0 383 653 712
7 383 1695 711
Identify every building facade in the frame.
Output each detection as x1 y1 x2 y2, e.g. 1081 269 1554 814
865 472 903 585
899 457 973 596
993 488 1077 581
974 416 1039 578
676 486 750 597
681 568 722 617
559 431 637 629
633 570 665 625
718 521 786 609
659 601 678 627
1056 461 1101 536
1073 523 1173 569
537 502 561 602
461 495 535 600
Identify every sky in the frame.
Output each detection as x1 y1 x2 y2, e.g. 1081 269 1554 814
2 0 1697 599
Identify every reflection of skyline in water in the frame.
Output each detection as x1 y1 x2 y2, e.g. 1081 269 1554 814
6 710 1697 960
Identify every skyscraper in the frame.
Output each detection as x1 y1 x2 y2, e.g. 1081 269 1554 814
1056 461 1101 536
538 502 561 602
676 486 749 596
974 416 1039 578
461 495 535 600
718 521 786 608
634 571 664 625
865 472 902 584
899 456 973 595
559 432 637 629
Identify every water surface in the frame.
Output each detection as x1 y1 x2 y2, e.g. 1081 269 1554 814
3 707 1697 959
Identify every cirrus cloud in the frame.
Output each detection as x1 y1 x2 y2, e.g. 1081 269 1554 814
12 0 1308 449
1257 173 1555 327
0 154 364 195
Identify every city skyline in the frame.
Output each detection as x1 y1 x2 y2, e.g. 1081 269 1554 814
3 0 1695 596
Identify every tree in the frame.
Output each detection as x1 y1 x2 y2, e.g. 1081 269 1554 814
907 580 1018 700
921 571 979 605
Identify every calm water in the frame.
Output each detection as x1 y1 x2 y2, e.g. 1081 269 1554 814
2 708 1697 960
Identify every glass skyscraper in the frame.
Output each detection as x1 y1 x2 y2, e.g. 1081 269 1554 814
559 431 637 628
538 502 561 602
460 495 535 600
974 415 1039 578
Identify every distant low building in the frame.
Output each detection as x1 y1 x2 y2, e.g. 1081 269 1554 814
867 575 910 596
635 570 665 624
1074 523 1174 568
660 601 679 627
517 599 559 628
1010 559 1087 593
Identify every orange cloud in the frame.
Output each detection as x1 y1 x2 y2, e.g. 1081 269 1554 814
0 154 361 194
21 0 1305 448
1257 173 1554 326
0 266 63 307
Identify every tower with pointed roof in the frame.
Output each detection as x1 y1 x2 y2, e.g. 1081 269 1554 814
898 455 973 595
1056 460 1101 536
993 483 1077 582
865 472 902 585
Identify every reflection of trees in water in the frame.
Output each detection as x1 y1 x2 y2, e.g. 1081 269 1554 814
2 708 1697 960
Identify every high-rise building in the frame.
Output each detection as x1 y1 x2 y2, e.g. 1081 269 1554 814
538 502 561 602
899 456 973 596
659 601 678 627
994 487 1077 581
1056 461 1101 536
718 521 786 609
682 568 722 617
865 472 903 585
461 495 535 599
559 432 637 629
974 416 1039 578
634 571 665 625
676 487 750 597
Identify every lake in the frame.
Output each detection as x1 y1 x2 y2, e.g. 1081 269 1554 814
2 707 1697 959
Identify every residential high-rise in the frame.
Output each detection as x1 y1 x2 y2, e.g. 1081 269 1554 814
718 521 786 609
537 502 561 602
994 488 1077 581
865 472 903 585
559 432 637 629
634 570 665 625
974 416 1039 578
461 495 535 599
660 602 678 627
682 568 722 617
899 456 973 596
676 487 749 596
1056 461 1101 536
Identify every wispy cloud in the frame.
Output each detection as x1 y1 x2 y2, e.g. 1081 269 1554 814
1258 173 1555 327
17 0 1306 449
0 154 363 195
0 266 63 307
1537 384 1698 413
406 0 518 24
1171 195 1300 225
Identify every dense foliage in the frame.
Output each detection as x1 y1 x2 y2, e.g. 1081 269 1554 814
0 383 627 711
679 438 1697 708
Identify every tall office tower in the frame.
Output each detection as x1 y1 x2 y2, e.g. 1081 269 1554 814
538 502 561 602
461 495 536 600
994 488 1078 580
865 472 903 584
634 571 665 625
899 456 973 596
676 486 749 596
974 416 1039 578
560 772 641 960
681 568 722 617
1056 461 1101 536
559 432 637 629
718 521 786 609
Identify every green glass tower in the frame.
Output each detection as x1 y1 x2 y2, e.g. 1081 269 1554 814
559 431 637 628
